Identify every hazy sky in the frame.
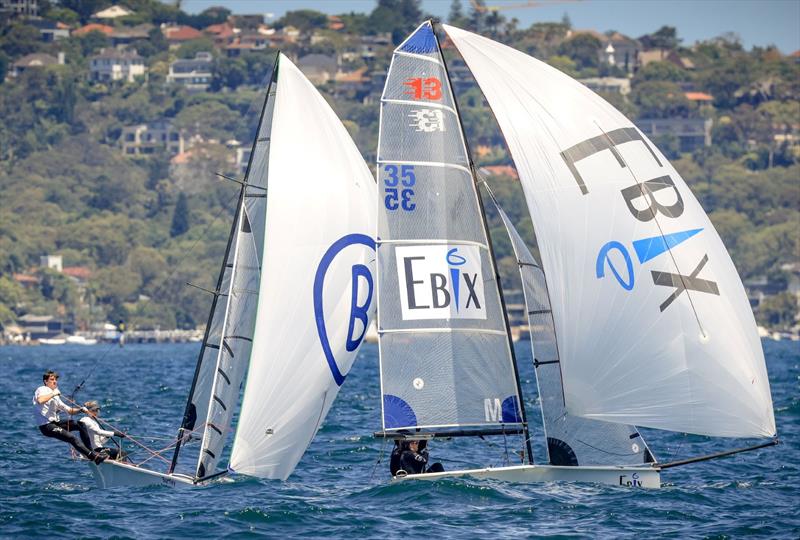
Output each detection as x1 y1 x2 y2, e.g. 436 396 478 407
176 0 800 53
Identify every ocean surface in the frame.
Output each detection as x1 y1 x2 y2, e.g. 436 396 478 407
1 340 798 538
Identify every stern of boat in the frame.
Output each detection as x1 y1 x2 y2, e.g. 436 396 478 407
88 460 195 489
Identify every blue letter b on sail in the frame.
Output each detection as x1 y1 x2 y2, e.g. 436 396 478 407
346 264 373 352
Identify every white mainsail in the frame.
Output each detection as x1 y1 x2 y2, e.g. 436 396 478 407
229 54 377 480
443 24 775 438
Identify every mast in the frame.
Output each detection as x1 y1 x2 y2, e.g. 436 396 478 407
169 53 280 475
432 21 534 464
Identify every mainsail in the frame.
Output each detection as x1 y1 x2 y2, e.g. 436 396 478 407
491 193 654 466
171 60 278 479
228 54 377 480
376 22 525 433
443 24 775 438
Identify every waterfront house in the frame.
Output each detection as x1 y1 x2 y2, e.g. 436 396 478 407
166 52 213 91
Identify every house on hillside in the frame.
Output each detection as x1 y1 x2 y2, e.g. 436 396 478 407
62 266 92 283
638 49 694 70
92 4 133 20
111 24 153 47
167 52 213 91
328 15 344 31
0 0 38 17
635 117 712 152
685 91 713 104
578 77 631 96
569 29 641 73
120 121 184 157
27 19 70 42
224 32 268 57
359 33 391 60
89 48 146 83
13 273 39 290
72 23 114 37
332 67 371 101
40 255 62 272
162 25 203 47
297 54 338 85
10 52 61 77
204 21 236 46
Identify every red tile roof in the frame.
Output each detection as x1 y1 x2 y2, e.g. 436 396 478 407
73 23 114 36
685 91 714 101
62 267 92 280
163 25 203 42
13 273 39 284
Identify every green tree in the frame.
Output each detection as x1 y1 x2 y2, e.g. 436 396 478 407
0 52 7 84
634 60 687 83
368 0 422 42
448 0 468 26
78 30 110 57
631 81 694 118
170 192 190 237
758 293 797 328
278 9 328 32
639 26 680 50
177 37 215 59
557 33 602 69
0 24 41 57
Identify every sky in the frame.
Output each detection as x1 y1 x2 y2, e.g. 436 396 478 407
176 0 800 53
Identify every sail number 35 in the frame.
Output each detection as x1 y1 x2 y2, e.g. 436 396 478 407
384 164 416 211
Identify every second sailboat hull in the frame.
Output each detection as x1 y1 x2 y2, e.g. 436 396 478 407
88 460 200 489
392 463 661 489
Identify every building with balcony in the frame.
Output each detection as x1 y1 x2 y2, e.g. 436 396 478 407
167 52 213 91
121 121 184 157
89 48 146 83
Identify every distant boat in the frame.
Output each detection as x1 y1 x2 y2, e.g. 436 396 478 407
372 21 776 489
39 337 67 345
66 335 98 345
88 53 376 488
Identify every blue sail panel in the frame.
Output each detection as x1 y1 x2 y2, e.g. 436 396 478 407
398 22 437 54
633 228 703 264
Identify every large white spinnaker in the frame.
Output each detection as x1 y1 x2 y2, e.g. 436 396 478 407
443 25 775 438
229 54 376 480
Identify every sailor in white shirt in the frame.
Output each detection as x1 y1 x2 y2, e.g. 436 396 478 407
79 401 126 460
33 370 105 464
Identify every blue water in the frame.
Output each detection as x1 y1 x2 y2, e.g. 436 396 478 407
2 340 798 538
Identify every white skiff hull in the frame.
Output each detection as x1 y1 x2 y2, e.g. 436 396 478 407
393 464 661 489
89 460 196 488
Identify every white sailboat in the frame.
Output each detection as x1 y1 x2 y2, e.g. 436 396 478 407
372 21 776 489
90 53 377 488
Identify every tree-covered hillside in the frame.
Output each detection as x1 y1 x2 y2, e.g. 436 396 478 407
0 0 797 332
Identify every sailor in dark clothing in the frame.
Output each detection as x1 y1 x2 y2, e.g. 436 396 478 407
389 440 404 476
395 439 445 476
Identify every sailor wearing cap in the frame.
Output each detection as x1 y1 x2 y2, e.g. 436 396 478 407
79 401 127 461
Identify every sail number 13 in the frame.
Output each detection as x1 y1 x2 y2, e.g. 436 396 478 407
384 164 416 211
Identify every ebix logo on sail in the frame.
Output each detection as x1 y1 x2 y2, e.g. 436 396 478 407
395 244 486 321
